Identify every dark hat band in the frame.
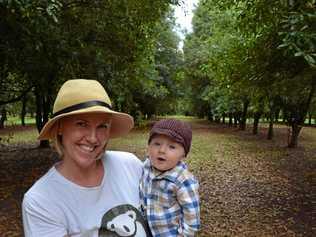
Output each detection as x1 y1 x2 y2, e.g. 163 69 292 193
52 100 112 118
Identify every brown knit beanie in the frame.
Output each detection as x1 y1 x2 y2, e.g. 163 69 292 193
148 119 192 156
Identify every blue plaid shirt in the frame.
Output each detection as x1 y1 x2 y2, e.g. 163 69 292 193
140 158 200 237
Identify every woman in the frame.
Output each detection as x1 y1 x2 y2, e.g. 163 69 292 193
22 79 151 237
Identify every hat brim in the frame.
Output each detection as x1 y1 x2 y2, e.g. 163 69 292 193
149 128 183 144
38 105 134 140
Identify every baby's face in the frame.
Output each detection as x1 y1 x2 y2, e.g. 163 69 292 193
147 134 185 171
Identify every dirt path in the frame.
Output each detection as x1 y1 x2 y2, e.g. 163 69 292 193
0 122 314 236
194 125 315 236
197 148 314 236
0 146 58 237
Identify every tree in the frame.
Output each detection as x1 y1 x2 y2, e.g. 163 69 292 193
184 0 315 147
132 9 183 120
1 0 182 145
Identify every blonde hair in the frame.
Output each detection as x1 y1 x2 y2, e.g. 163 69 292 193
51 120 64 157
53 134 64 157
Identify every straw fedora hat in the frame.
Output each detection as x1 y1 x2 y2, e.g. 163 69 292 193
38 79 134 140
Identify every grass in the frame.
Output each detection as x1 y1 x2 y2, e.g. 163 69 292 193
109 129 148 159
0 126 38 144
5 116 36 126
1 130 38 144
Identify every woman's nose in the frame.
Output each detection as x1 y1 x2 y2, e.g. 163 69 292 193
86 129 98 143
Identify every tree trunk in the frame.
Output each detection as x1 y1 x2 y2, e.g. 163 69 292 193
288 123 302 148
233 114 238 127
228 112 233 126
35 89 43 132
283 116 286 123
267 121 274 140
287 77 316 147
239 99 249 130
275 108 280 123
0 107 7 129
222 114 225 124
308 112 312 125
21 95 27 126
215 116 220 123
35 88 50 148
207 111 213 122
267 98 276 140
253 112 261 135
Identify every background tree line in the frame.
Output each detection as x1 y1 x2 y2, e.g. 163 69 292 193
0 0 184 146
1 0 315 148
183 0 315 147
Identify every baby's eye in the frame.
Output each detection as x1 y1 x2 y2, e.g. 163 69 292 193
169 145 176 149
153 141 161 146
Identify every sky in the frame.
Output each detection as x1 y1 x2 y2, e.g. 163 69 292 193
174 0 199 47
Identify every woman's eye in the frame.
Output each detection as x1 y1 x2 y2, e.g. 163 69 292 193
76 121 87 127
100 123 110 129
153 142 160 146
169 145 176 149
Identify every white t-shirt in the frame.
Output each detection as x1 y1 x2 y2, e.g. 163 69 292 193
22 151 151 237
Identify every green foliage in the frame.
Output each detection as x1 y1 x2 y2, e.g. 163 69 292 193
278 0 316 67
131 9 184 118
184 0 315 146
184 1 246 118
1 0 184 131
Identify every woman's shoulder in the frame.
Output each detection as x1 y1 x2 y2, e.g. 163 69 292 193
24 166 58 195
23 166 61 208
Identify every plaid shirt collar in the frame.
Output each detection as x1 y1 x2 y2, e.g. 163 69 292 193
143 158 187 183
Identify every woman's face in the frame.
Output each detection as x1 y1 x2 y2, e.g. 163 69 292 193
59 113 111 169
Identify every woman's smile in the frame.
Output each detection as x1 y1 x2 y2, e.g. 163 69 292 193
78 144 97 153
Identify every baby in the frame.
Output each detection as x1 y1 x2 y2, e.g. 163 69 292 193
140 119 200 236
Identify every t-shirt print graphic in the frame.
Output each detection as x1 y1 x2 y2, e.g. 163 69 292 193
99 204 152 237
